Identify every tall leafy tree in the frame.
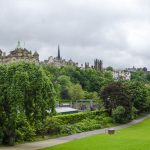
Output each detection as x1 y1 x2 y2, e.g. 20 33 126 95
101 81 133 121
0 62 56 145
126 81 149 113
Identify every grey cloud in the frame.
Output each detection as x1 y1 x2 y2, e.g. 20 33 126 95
0 0 150 69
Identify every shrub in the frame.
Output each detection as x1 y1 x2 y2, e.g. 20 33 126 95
15 116 35 142
35 121 47 136
60 125 80 135
60 116 112 135
45 117 63 135
74 119 101 131
112 106 126 123
0 127 4 144
132 107 138 119
54 111 103 124
38 111 112 136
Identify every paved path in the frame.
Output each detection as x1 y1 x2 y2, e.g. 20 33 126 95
1 114 150 150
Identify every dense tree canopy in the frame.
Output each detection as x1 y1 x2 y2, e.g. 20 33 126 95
1 62 150 145
126 81 150 113
106 66 113 71
43 65 113 102
101 81 133 121
101 81 150 123
131 70 150 83
0 62 56 145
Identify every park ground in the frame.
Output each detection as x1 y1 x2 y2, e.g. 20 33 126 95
1 114 150 150
42 115 150 150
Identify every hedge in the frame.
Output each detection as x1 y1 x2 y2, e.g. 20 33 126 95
53 110 105 124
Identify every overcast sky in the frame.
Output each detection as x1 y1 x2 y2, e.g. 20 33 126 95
0 0 150 69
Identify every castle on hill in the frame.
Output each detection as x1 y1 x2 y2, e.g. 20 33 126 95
0 42 132 80
84 59 103 72
0 41 39 64
0 42 78 67
43 45 78 67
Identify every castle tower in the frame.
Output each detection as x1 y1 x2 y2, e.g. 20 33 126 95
99 60 103 71
33 51 39 61
58 44 60 60
94 59 103 71
94 59 98 70
85 62 89 68
0 50 2 56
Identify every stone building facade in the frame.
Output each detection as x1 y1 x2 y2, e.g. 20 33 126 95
0 41 39 64
44 45 78 67
113 70 131 80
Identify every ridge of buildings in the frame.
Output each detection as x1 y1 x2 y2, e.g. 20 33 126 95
1 41 148 81
0 41 39 64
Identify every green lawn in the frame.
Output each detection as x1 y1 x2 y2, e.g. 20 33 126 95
42 118 150 150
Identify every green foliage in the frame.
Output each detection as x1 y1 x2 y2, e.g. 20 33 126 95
42 65 114 107
54 111 103 124
101 80 150 123
126 81 149 113
60 119 102 135
46 65 113 95
57 75 72 87
0 62 114 145
146 73 150 81
112 106 126 123
0 62 56 145
68 84 85 101
0 127 4 144
56 75 85 101
42 118 150 150
131 71 147 82
41 111 111 136
106 66 113 71
60 116 112 135
45 118 63 135
15 115 35 142
101 81 133 122
2 61 150 146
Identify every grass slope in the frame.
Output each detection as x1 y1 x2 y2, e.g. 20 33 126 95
42 118 150 150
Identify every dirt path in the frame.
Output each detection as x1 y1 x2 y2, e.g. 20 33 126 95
1 114 150 150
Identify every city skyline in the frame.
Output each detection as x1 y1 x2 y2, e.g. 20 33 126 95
0 41 149 70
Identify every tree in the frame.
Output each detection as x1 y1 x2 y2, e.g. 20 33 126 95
60 87 70 100
69 84 85 101
57 75 72 100
101 81 133 122
0 62 56 145
131 71 146 82
146 73 150 82
106 66 113 71
126 81 149 113
112 106 126 123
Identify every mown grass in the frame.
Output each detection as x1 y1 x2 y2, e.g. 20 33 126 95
42 118 150 150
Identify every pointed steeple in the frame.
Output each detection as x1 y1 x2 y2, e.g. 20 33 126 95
58 44 60 59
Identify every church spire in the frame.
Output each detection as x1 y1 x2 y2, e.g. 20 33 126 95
58 44 60 59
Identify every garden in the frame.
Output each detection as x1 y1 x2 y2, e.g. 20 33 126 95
0 62 150 146
42 118 150 150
